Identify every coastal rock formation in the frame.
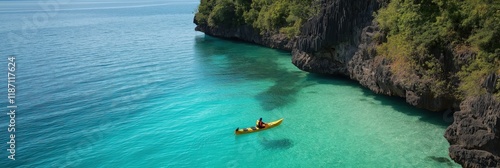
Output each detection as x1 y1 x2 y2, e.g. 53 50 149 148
445 94 500 168
193 0 499 166
193 21 295 51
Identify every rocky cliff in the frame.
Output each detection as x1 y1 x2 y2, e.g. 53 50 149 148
194 0 499 167
445 93 500 168
293 0 378 75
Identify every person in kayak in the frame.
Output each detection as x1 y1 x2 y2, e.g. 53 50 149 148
257 118 267 128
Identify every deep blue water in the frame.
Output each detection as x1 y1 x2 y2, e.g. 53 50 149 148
0 1 458 167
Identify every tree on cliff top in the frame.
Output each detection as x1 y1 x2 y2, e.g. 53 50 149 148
195 0 320 37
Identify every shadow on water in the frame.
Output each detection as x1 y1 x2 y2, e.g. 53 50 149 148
193 35 315 111
259 137 294 150
359 88 452 127
427 156 455 167
304 73 451 127
255 71 308 111
305 73 360 87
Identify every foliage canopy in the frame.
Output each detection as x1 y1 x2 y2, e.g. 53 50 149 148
195 0 319 37
376 0 500 98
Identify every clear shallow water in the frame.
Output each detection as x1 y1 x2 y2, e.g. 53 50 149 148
0 0 459 167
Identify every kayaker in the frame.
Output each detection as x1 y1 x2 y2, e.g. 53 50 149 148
257 118 267 128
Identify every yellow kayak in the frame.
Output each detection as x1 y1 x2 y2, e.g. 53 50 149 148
235 118 283 135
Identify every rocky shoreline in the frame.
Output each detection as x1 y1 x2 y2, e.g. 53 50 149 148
445 94 500 167
194 0 499 167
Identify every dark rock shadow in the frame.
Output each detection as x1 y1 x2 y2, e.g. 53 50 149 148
305 73 360 87
427 156 456 167
259 137 294 150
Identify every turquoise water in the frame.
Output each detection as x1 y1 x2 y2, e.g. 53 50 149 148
0 1 459 167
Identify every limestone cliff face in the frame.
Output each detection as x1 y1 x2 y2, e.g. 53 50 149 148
194 0 499 166
293 0 378 76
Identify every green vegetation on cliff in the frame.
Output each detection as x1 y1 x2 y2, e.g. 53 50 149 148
195 0 319 37
376 0 500 98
